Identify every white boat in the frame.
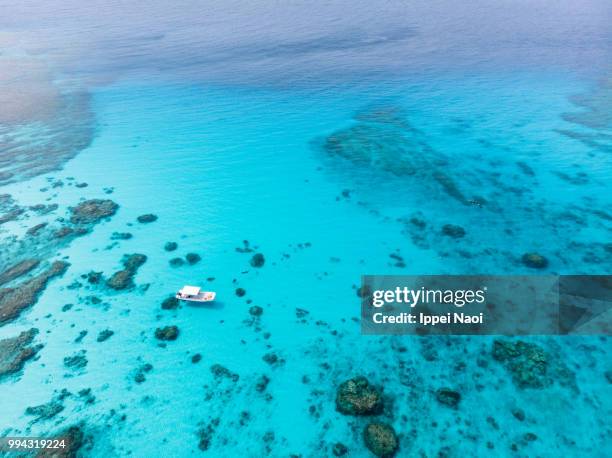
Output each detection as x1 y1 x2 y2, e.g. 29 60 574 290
176 285 216 302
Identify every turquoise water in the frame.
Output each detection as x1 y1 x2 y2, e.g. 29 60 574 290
1 1 611 457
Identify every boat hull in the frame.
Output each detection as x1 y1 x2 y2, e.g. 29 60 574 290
176 291 216 302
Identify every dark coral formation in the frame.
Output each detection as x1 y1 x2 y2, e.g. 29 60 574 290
155 325 179 341
186 252 201 265
123 253 147 271
35 425 87 458
492 339 575 390
164 241 178 251
0 328 41 379
0 83 95 187
235 240 254 253
255 374 270 392
161 295 179 310
435 387 461 408
70 199 118 224
335 376 383 415
111 232 133 240
137 213 158 223
106 253 147 290
319 106 469 205
197 418 220 451
0 261 69 325
64 350 88 371
85 271 103 284
262 352 284 367
492 339 547 389
0 207 25 225
96 329 114 342
0 259 40 286
250 253 265 268
134 363 153 383
441 224 466 238
521 253 549 269
27 222 48 236
363 422 398 457
25 398 65 421
210 364 239 382
105 270 133 290
332 442 349 456
169 257 185 267
249 305 263 316
191 353 202 364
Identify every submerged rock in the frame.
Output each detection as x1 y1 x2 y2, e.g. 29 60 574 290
441 224 466 238
70 199 118 224
250 253 265 268
335 376 383 415
169 257 185 267
0 259 40 286
137 213 158 223
521 253 549 269
155 325 179 341
164 241 178 251
0 328 41 379
235 288 246 297
435 387 461 408
0 261 69 325
363 422 398 457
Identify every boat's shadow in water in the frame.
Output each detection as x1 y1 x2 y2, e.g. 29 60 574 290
185 300 225 310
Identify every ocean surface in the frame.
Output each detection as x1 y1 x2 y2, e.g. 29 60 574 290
0 1 611 456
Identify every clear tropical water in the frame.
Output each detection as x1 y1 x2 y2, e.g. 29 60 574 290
0 1 611 457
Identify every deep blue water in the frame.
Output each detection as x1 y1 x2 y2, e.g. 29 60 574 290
0 1 611 456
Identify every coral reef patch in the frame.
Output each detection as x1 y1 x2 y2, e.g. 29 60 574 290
335 376 383 416
0 328 41 380
0 261 69 325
